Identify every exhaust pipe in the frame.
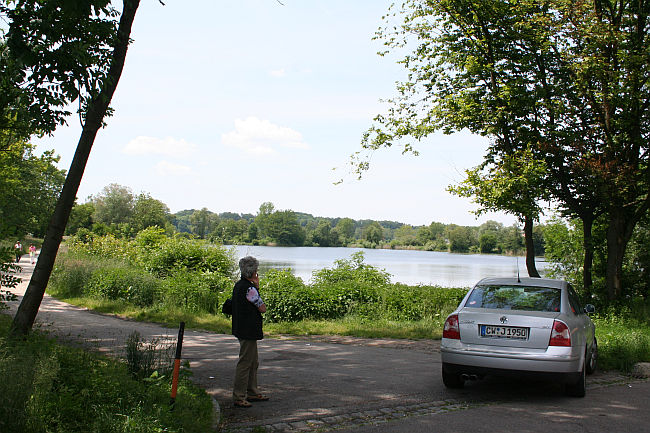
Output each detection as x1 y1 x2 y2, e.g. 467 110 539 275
461 374 479 381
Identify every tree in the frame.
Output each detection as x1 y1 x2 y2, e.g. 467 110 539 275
132 193 170 232
310 220 340 247
265 210 305 246
394 224 417 246
363 221 383 244
335 218 355 243
254 202 275 239
0 140 66 238
189 207 215 239
11 0 142 336
91 183 135 227
65 202 95 235
449 147 546 276
447 225 477 253
360 0 650 300
1 1 128 148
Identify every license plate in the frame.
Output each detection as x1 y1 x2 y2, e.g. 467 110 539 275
480 325 529 339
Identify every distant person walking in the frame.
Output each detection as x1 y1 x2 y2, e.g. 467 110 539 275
231 256 269 408
14 241 22 263
29 244 37 264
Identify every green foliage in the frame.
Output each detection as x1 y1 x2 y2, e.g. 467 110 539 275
136 236 236 278
0 247 20 310
260 252 465 323
380 283 466 321
594 307 650 372
0 141 66 238
125 331 175 379
0 316 213 433
87 265 160 307
68 231 136 261
161 271 230 314
311 252 391 287
49 255 100 298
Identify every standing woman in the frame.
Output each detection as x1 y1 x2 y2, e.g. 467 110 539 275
231 256 270 408
29 244 37 264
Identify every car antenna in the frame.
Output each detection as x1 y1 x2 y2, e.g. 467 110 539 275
516 257 521 283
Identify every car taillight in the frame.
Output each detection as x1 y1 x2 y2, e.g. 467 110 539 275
549 320 571 347
443 314 460 339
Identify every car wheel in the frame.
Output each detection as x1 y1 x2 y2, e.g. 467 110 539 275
442 363 465 389
564 357 586 397
586 337 598 375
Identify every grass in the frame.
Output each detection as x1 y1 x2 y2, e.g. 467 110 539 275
52 295 447 340
0 314 215 433
594 317 650 372
54 293 650 373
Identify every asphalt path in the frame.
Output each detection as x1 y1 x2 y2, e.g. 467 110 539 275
5 257 649 432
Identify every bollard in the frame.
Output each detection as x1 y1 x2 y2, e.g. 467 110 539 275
170 321 185 409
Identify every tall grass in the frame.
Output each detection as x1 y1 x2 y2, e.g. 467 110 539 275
0 315 214 433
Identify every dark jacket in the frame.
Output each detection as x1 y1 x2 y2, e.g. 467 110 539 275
231 278 264 340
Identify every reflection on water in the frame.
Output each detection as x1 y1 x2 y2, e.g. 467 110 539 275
227 245 547 288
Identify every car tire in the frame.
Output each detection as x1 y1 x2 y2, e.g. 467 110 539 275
564 357 586 397
586 337 598 375
442 363 465 389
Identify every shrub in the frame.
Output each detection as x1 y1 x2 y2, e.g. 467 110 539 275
124 331 175 379
49 255 102 298
137 237 236 278
87 265 160 307
379 284 467 321
311 251 391 287
68 232 136 262
161 271 227 313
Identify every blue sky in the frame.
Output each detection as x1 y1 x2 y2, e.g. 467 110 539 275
34 0 516 227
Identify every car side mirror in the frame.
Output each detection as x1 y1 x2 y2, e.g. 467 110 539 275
584 304 595 314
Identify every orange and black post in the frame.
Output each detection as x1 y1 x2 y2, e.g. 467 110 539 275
170 321 185 409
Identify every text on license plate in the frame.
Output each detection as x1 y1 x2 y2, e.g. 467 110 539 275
480 325 529 339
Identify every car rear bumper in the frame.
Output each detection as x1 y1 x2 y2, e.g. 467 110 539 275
441 338 583 379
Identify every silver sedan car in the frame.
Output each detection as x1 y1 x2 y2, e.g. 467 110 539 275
441 277 597 397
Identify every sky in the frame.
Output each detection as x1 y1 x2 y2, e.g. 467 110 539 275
33 0 518 228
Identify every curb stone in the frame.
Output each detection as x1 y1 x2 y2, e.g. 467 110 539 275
631 362 650 378
212 397 221 431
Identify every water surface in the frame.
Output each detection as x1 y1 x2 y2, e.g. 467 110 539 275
227 245 546 288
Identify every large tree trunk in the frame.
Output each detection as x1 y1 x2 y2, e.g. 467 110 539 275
604 209 636 301
11 0 141 337
523 216 540 278
581 216 594 299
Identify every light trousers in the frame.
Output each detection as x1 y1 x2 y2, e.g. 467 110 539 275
233 339 260 401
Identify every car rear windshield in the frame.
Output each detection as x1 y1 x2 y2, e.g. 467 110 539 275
466 285 561 312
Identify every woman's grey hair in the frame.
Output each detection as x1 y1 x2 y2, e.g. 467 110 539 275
239 256 259 279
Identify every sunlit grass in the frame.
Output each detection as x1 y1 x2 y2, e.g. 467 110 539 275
594 317 650 372
265 317 444 340
53 294 445 340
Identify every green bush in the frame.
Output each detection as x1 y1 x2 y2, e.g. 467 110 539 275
87 265 160 307
161 270 228 313
49 255 102 298
137 237 235 278
68 232 136 262
379 283 467 321
259 254 467 323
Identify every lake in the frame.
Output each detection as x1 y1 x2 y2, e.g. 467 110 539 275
226 245 547 288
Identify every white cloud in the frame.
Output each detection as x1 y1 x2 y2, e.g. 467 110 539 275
269 68 286 77
123 136 197 158
221 116 309 155
155 161 193 176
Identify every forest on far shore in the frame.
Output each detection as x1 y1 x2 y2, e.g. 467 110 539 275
62 183 543 255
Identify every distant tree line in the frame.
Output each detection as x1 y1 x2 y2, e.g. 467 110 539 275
63 184 545 255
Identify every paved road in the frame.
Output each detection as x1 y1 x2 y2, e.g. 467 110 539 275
5 258 649 432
